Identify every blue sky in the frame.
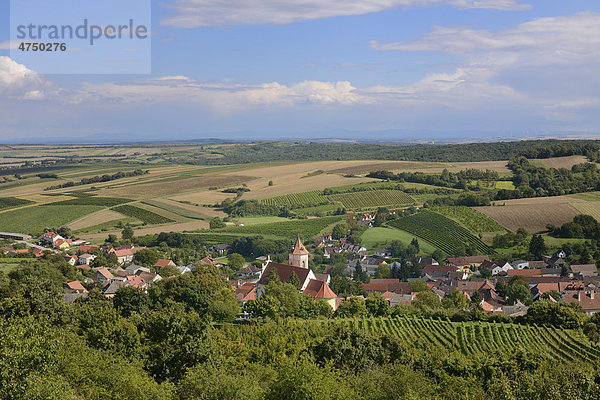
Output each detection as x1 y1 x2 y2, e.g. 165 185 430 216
1 0 599 141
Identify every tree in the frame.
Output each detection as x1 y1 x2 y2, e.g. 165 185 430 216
113 286 150 317
122 225 134 240
525 301 585 329
410 238 420 252
334 297 368 318
209 217 225 229
442 289 470 310
227 253 245 271
412 290 441 310
375 262 390 279
506 277 533 305
289 271 302 290
332 223 348 240
57 226 72 239
365 293 388 316
268 180 274 186
529 234 546 259
134 248 160 267
353 262 369 283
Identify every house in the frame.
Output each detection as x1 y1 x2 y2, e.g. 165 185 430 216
78 253 96 265
382 291 415 306
65 280 87 294
126 275 148 290
374 248 393 258
409 257 439 267
77 244 99 253
544 254 566 268
63 292 88 303
540 268 562 277
109 247 135 264
102 281 125 298
447 256 490 269
92 267 114 283
302 279 338 310
136 271 162 285
209 244 231 256
236 264 262 278
64 255 78 266
570 264 598 278
508 269 542 277
38 232 64 246
125 264 150 275
501 301 528 317
531 283 560 300
53 239 70 250
0 232 32 241
323 247 342 258
422 264 460 280
200 256 221 267
176 265 192 275
513 260 529 270
234 282 257 304
76 264 91 270
155 259 176 268
562 290 600 315
362 279 412 294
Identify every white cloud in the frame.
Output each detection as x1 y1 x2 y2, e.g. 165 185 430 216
371 12 600 67
160 0 529 27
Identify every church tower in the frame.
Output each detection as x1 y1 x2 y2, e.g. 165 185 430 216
289 236 309 268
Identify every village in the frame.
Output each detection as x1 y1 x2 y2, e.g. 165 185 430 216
2 223 600 318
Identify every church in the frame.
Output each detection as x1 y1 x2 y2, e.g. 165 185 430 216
256 236 338 310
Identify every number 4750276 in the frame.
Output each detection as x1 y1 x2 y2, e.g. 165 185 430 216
18 42 67 51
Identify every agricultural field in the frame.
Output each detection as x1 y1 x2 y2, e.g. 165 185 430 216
111 205 174 225
298 317 600 362
217 215 345 240
0 205 104 235
360 227 437 254
68 209 127 231
476 201 581 232
43 196 133 207
0 197 34 210
433 206 506 234
261 190 330 208
387 210 494 255
328 190 414 208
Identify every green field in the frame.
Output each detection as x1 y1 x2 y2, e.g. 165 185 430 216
45 197 133 207
111 205 174 225
360 227 437 254
495 180 516 190
217 215 344 240
141 199 209 220
291 204 342 216
433 206 506 234
0 205 104 235
73 218 140 235
0 197 34 210
388 210 494 255
235 216 292 225
328 190 414 208
261 190 329 207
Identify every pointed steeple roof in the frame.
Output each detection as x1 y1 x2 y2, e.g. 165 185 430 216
291 236 309 255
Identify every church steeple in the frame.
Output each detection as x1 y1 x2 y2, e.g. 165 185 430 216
289 236 309 268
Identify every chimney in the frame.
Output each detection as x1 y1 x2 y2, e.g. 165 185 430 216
591 290 595 300
578 291 582 301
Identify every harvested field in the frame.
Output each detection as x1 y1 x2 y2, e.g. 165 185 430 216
475 203 581 233
96 175 254 199
169 191 237 206
537 156 588 169
328 160 510 175
80 220 210 240
571 202 600 222
68 209 125 230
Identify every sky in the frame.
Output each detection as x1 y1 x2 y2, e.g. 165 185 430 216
0 0 599 142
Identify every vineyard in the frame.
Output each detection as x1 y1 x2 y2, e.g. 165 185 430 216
329 190 414 208
433 206 506 234
218 215 344 239
261 190 329 207
388 210 494 255
261 185 414 211
281 316 600 362
44 197 133 207
112 204 174 224
0 197 33 210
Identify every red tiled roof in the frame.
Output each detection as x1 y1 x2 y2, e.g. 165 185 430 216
302 279 337 299
447 256 490 266
508 269 541 277
77 245 99 253
155 259 174 268
424 264 458 273
126 275 146 289
66 281 87 292
76 264 91 270
258 262 311 286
